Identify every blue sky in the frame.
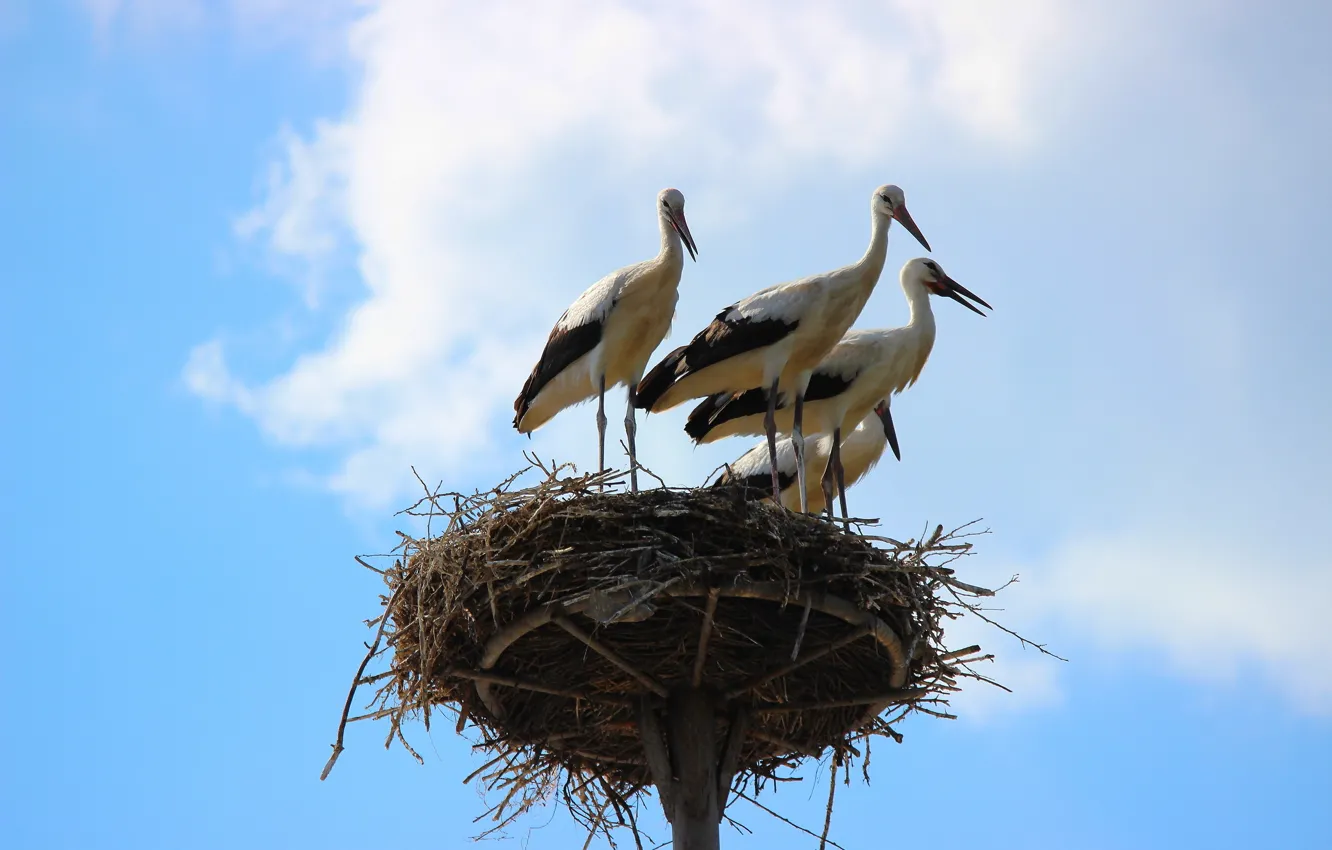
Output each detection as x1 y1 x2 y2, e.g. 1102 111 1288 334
2 1 1330 847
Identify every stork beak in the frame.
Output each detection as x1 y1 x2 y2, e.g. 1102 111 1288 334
874 401 901 461
671 212 698 262
891 205 931 252
940 273 992 316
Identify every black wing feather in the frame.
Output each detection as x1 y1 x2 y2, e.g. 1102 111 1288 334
683 368 859 442
634 306 796 410
804 370 857 402
711 466 796 498
634 345 688 413
512 318 604 429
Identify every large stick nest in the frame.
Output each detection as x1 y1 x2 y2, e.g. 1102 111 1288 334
326 459 1006 843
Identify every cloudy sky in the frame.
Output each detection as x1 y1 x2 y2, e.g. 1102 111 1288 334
3 1 1330 847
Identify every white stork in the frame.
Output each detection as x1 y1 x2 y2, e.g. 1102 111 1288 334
712 403 899 515
685 257 989 517
513 188 698 491
635 184 929 511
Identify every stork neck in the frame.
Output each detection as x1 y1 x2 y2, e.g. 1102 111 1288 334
658 214 684 261
901 277 937 331
854 212 891 284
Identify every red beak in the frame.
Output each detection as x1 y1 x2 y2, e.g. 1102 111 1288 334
874 401 901 461
892 205 931 252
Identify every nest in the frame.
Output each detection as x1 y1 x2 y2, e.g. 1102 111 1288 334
326 459 1006 845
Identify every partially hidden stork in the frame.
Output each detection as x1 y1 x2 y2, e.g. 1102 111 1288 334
513 188 698 491
711 403 899 515
685 258 989 518
635 184 929 511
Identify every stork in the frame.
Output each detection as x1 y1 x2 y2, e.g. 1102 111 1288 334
685 258 989 518
712 402 899 515
513 188 698 491
635 184 929 511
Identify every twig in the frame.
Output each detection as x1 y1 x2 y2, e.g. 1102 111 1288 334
733 791 849 850
354 555 385 575
443 667 633 704
752 689 926 712
819 752 838 850
939 644 983 662
749 729 823 759
321 583 403 781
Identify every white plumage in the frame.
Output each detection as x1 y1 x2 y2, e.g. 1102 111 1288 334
713 406 896 514
636 184 930 511
513 188 698 490
687 257 990 516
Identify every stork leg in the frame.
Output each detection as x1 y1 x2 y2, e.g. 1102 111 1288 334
625 386 639 494
819 427 841 521
763 378 781 503
793 391 809 514
596 374 608 490
833 433 851 528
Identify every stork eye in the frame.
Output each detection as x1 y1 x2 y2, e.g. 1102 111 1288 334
879 194 890 203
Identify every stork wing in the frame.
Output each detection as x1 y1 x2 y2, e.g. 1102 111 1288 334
513 276 622 430
636 302 798 410
684 364 861 443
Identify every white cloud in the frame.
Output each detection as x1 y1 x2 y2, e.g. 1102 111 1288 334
1030 532 1332 716
924 517 1332 720
233 123 354 307
193 0 1130 507
183 339 254 411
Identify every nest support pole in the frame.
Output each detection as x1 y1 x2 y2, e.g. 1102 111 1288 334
639 688 744 850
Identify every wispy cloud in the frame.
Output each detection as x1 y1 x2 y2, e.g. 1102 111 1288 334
82 0 204 43
80 0 361 54
232 123 354 307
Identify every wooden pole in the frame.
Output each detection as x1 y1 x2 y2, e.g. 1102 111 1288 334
668 687 721 850
638 688 724 850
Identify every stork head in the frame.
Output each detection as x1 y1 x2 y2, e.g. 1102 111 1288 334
658 187 698 262
873 399 902 461
872 184 930 251
903 258 992 316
